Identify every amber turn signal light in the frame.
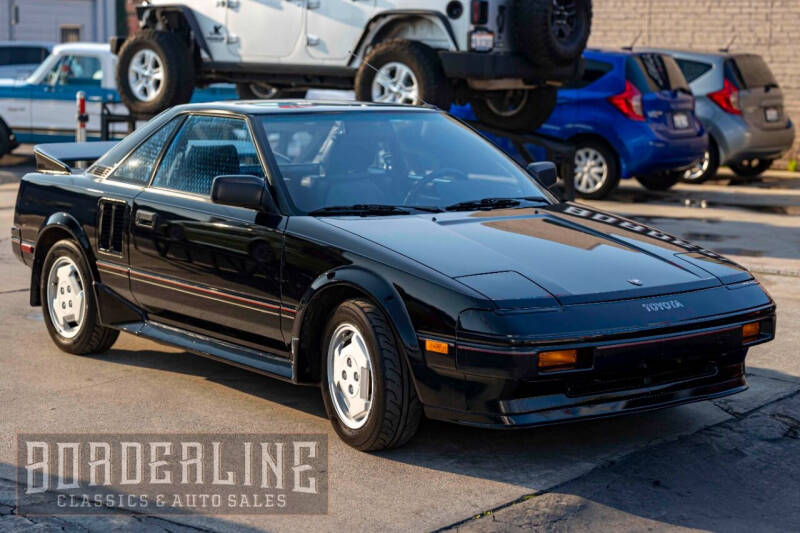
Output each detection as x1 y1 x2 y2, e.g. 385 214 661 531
425 339 449 354
538 349 578 371
742 321 761 343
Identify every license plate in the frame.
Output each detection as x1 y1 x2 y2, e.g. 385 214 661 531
765 107 780 122
673 112 690 129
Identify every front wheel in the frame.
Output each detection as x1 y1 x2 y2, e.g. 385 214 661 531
636 172 681 191
116 30 195 116
41 240 119 355
729 157 774 178
320 299 422 451
354 39 451 109
470 87 557 132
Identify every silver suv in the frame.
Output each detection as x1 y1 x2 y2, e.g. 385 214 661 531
112 0 592 130
647 48 795 181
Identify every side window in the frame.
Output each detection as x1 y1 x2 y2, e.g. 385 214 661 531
108 118 181 184
563 59 614 89
45 55 102 87
152 115 264 195
675 59 713 83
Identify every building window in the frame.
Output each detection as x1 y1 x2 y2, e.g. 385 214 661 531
60 25 82 43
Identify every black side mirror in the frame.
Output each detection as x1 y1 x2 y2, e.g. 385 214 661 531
211 175 279 213
526 162 559 190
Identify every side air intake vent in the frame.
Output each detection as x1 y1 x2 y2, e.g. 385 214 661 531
97 200 127 255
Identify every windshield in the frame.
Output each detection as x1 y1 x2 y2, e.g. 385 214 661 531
260 111 549 214
728 54 778 89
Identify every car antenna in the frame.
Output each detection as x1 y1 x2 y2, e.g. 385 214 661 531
346 48 437 109
719 33 736 53
621 31 642 51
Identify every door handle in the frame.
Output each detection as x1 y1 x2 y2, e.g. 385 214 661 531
135 209 157 229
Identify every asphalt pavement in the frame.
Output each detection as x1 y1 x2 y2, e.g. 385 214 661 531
0 147 798 532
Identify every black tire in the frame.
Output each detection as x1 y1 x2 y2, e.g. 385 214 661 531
116 30 195 116
510 0 592 68
680 138 720 184
571 139 620 199
320 299 422 451
470 87 557 132
40 240 119 355
354 40 452 109
729 157 774 178
0 120 14 157
636 172 681 191
235 82 308 100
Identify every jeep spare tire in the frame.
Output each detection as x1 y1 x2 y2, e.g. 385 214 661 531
511 0 592 68
470 87 557 132
116 30 195 116
355 40 452 109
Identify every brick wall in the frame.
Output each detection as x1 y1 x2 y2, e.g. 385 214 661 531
590 0 800 167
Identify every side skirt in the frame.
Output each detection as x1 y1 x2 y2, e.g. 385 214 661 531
117 321 295 383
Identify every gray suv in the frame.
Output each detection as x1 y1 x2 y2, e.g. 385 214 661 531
645 49 794 182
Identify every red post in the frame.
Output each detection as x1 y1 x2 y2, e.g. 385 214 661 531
76 91 88 143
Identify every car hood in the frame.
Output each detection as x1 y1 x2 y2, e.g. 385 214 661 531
321 203 752 306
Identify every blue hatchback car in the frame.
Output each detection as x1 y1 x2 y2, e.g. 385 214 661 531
537 49 708 198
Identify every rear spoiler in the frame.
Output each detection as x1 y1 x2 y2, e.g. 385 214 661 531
34 141 118 174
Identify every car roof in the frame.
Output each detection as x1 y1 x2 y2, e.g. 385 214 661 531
633 47 734 61
51 42 109 54
171 100 441 115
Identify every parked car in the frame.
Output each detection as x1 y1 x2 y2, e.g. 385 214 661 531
111 0 593 130
538 49 707 199
646 49 795 182
0 42 236 157
0 41 52 80
12 101 774 450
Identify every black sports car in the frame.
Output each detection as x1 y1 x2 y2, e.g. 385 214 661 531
11 101 775 451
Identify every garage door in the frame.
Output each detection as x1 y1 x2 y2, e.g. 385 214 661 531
10 0 94 42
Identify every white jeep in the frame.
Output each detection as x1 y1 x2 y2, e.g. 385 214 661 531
113 0 592 130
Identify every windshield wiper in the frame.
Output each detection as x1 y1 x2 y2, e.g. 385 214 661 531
444 197 547 212
309 204 414 216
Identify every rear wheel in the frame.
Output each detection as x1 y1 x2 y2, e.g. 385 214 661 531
41 240 119 355
636 172 681 191
470 87 557 132
116 30 195 116
729 157 774 178
680 139 720 183
320 299 422 451
235 82 307 100
355 40 451 109
571 140 620 199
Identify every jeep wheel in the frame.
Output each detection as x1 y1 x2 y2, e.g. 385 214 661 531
355 40 451 109
511 0 592 68
470 87 557 132
116 30 195 116
235 82 308 100
320 299 422 451
41 240 119 355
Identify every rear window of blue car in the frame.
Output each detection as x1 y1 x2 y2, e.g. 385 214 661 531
726 54 778 89
627 54 690 93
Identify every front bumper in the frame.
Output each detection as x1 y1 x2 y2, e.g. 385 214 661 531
438 51 583 84
419 304 775 429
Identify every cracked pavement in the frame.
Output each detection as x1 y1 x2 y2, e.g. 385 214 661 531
0 156 799 531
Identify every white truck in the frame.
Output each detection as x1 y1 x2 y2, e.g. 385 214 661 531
113 0 592 130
